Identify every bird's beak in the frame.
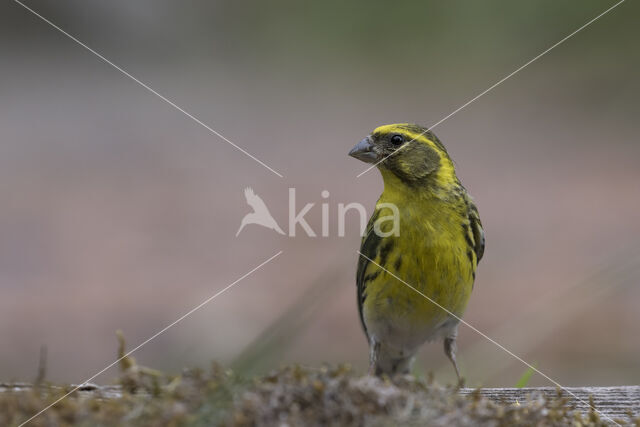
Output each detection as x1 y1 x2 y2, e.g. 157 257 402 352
348 136 378 164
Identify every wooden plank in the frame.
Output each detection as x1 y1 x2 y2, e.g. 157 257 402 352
461 386 640 423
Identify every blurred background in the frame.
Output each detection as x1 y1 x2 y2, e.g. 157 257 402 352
1 0 638 388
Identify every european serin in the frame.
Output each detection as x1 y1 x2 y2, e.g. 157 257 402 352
349 123 484 379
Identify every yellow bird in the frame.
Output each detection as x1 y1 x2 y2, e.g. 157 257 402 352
349 123 484 379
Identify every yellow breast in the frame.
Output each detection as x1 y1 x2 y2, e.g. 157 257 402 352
362 189 476 341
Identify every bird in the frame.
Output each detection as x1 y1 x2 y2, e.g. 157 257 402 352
348 123 484 379
236 187 285 236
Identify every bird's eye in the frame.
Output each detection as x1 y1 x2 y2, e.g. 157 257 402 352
390 134 404 146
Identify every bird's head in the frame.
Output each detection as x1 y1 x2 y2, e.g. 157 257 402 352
349 123 457 188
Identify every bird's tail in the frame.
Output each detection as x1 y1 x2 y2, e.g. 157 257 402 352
272 222 285 235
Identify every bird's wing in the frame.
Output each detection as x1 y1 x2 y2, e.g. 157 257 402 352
244 187 256 204
356 206 383 341
465 195 485 263
244 187 270 213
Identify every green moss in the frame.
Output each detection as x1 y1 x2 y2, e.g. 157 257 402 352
0 336 635 426
3 363 635 426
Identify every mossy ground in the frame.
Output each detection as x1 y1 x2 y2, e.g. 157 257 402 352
2 333 637 426
3 362 638 426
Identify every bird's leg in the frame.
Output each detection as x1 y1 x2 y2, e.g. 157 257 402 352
444 336 461 383
368 338 381 376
